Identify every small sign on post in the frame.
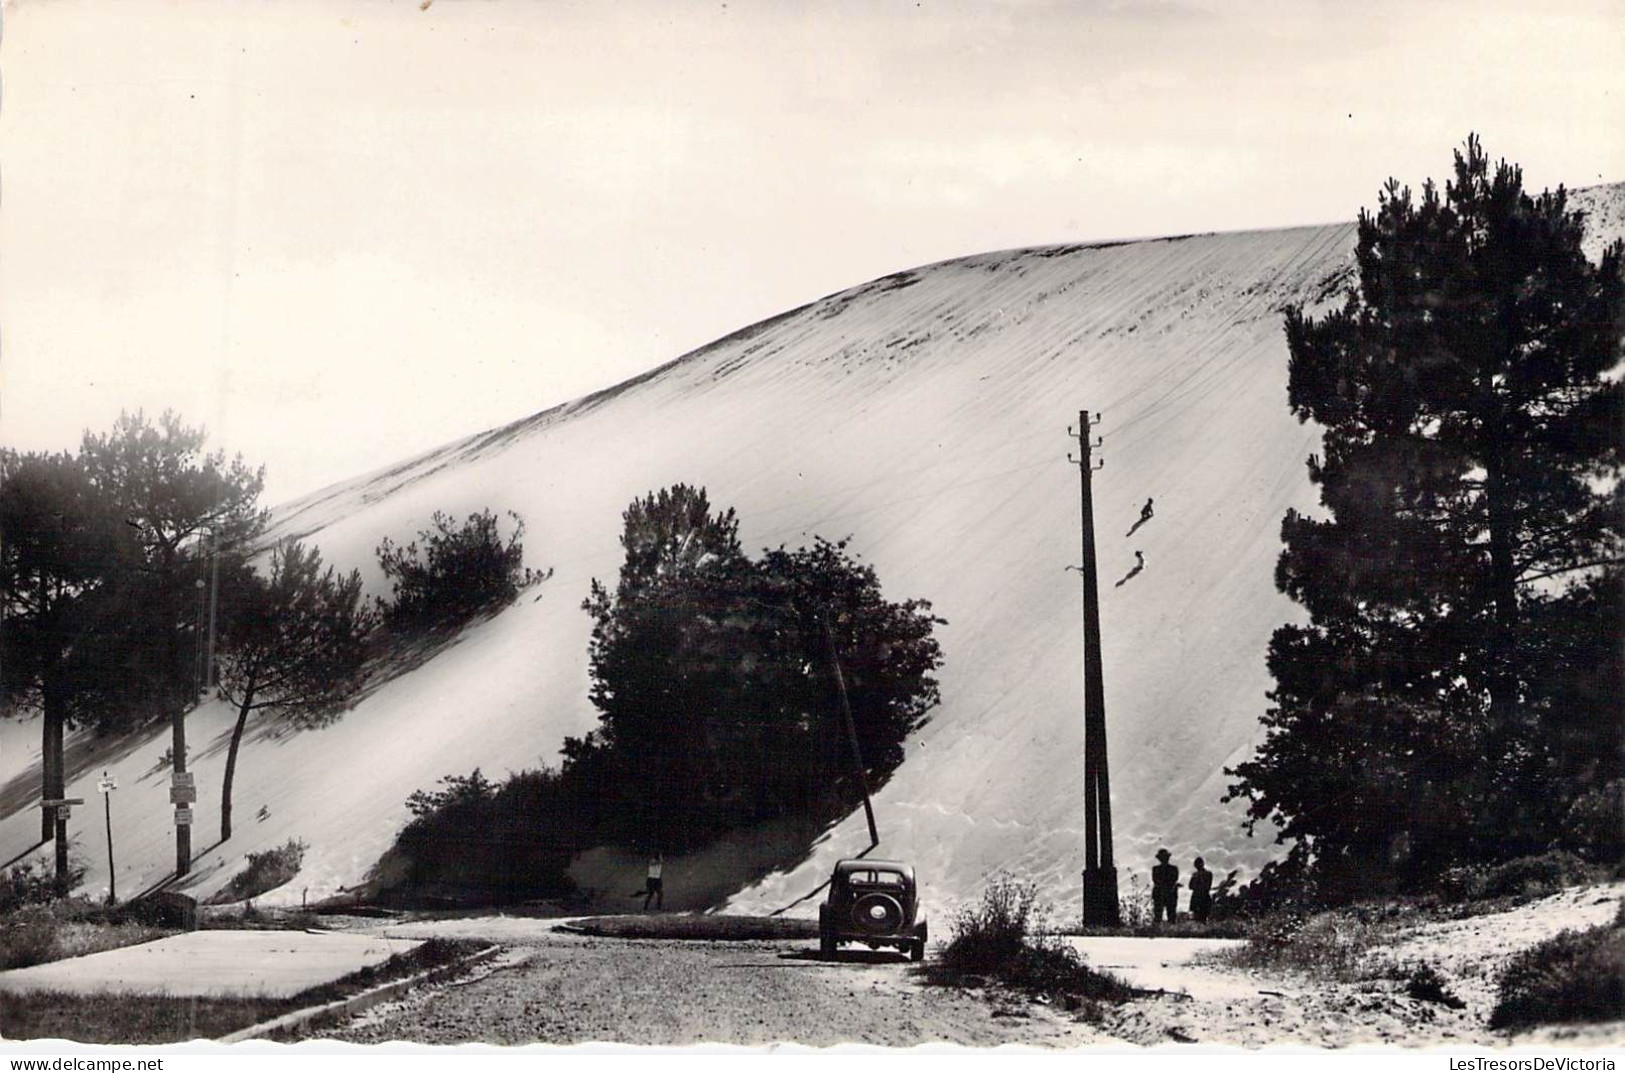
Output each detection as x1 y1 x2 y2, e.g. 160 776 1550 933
169 785 198 805
172 772 196 789
173 806 194 826
98 775 118 794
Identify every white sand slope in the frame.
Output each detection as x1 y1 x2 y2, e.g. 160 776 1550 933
4 185 1621 915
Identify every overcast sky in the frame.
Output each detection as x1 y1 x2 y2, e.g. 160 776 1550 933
3 0 1622 503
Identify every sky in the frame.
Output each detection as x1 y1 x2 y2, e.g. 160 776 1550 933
3 0 1622 504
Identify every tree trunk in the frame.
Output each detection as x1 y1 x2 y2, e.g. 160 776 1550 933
221 688 254 843
40 673 67 842
40 712 63 843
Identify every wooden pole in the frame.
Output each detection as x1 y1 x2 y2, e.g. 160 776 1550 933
822 610 879 849
1077 409 1119 925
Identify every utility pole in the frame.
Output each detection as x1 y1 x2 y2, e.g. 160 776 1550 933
173 536 210 878
1071 409 1119 925
821 610 880 849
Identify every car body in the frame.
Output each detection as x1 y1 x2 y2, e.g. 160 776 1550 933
818 858 927 961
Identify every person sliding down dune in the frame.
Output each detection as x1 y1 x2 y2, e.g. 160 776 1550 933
1114 550 1145 588
1126 497 1154 538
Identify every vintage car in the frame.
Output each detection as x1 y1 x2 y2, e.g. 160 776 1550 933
818 858 928 961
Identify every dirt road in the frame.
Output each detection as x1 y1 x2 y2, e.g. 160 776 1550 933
296 885 1625 1049
309 919 1104 1048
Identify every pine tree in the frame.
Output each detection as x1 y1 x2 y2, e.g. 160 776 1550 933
79 410 268 709
1 450 156 839
214 541 374 841
1226 137 1625 888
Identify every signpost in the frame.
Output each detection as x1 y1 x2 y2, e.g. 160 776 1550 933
99 772 118 903
173 806 194 827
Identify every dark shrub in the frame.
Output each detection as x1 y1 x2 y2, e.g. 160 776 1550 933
383 768 580 906
375 509 545 633
0 861 83 914
0 905 62 970
1404 962 1465 1008
1490 911 1625 1030
212 839 306 904
936 874 1134 1001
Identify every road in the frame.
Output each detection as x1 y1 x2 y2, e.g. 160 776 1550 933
301 917 1105 1048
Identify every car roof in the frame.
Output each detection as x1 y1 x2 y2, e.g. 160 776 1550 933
834 859 913 875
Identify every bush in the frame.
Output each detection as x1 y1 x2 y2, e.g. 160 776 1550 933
939 873 1038 975
936 874 1134 1001
1490 908 1625 1030
0 905 64 970
0 861 83 914
1403 962 1466 1008
212 839 306 904
382 768 580 906
1437 851 1602 904
375 509 545 633
1559 780 1624 863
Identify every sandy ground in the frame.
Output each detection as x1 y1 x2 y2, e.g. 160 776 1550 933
1096 884 1625 1049
287 885 1625 1049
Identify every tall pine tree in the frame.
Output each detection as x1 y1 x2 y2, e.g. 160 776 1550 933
214 541 374 842
1227 137 1624 891
1 450 157 840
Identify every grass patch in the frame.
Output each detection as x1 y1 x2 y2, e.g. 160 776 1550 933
0 937 487 1044
1217 906 1397 981
209 839 307 905
1489 903 1625 1032
1 901 170 971
560 914 818 941
929 874 1136 1003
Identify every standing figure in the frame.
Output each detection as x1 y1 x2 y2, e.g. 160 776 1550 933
1188 857 1213 923
1115 550 1146 588
643 853 664 911
1151 848 1179 926
1127 498 1155 537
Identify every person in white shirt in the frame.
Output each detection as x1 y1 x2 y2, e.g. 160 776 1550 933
643 853 664 911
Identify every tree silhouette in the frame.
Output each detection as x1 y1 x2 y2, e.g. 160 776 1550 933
1226 137 1625 890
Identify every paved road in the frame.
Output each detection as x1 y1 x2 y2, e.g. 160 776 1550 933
0 930 420 999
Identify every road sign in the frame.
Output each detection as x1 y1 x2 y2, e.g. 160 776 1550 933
169 785 198 805
173 807 194 826
41 798 85 807
55 805 71 820
172 771 196 789
98 776 118 793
